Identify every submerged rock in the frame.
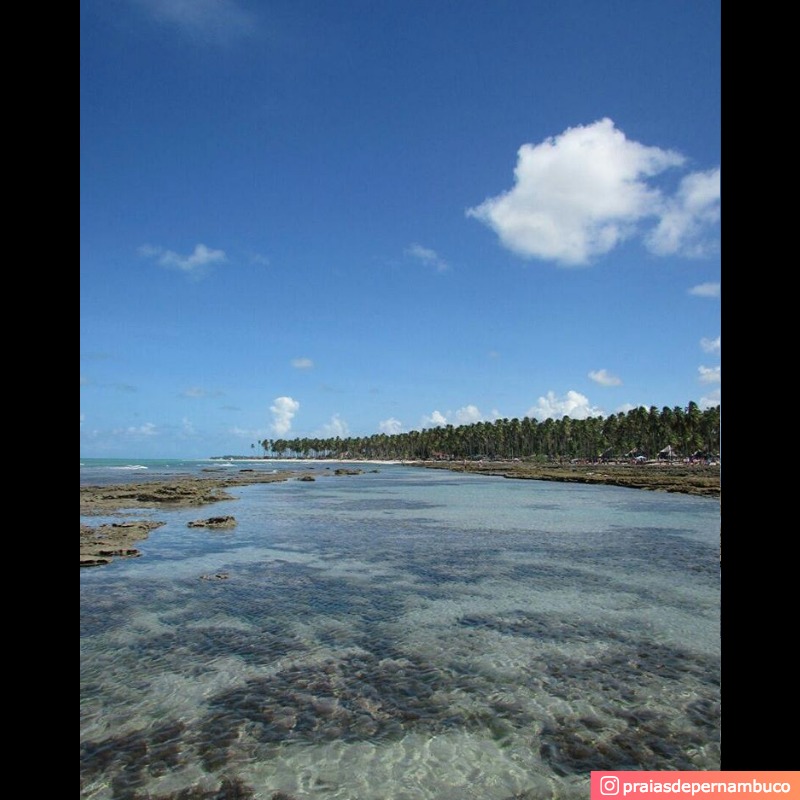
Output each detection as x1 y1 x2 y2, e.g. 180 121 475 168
200 572 230 581
187 516 237 529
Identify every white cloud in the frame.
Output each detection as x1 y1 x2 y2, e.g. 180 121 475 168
700 390 721 409
588 369 622 387
526 390 605 420
321 414 349 437
453 405 483 425
421 410 448 428
700 336 721 354
645 168 720 257
698 365 721 384
421 405 497 428
134 0 256 44
270 396 300 436
291 357 314 370
379 418 403 435
615 403 637 414
407 244 450 272
140 243 227 277
688 282 720 298
467 118 687 266
181 417 196 436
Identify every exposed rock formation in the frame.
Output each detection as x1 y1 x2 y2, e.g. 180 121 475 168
187 515 237 529
80 520 165 567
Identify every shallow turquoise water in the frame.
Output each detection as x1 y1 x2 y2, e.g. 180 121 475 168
80 464 720 800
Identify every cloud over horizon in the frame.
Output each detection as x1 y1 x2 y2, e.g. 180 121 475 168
700 390 721 409
379 417 403 435
270 396 300 436
421 405 500 429
320 414 349 437
467 118 719 266
527 390 604 420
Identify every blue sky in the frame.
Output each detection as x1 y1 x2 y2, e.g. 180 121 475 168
80 0 721 459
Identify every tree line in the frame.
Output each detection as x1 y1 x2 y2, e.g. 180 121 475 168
248 402 720 463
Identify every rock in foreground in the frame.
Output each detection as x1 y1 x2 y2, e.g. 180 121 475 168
80 520 165 567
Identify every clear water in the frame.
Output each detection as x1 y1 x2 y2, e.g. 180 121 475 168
80 463 721 800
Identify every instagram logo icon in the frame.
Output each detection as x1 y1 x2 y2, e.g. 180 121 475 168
600 776 620 795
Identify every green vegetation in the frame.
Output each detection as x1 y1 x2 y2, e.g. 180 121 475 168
253 402 720 463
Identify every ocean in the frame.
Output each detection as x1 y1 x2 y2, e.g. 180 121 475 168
80 459 721 799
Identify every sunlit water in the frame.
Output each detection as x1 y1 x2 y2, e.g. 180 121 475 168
80 463 721 800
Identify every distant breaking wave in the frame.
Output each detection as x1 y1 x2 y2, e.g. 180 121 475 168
109 465 149 470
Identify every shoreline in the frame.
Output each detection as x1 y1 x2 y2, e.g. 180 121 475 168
413 460 720 497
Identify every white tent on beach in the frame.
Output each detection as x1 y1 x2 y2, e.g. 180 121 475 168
657 445 679 460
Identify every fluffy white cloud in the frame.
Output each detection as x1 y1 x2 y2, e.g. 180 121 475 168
645 168 720 257
321 414 349 437
270 396 300 435
135 0 255 43
453 405 483 424
291 358 314 370
700 336 721 354
379 417 403 435
526 390 605 420
406 243 450 272
421 405 497 428
140 243 227 277
421 410 448 428
688 282 720 298
588 369 622 387
698 365 721 384
467 118 686 265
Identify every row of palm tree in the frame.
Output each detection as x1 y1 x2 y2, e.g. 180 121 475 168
250 402 720 463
